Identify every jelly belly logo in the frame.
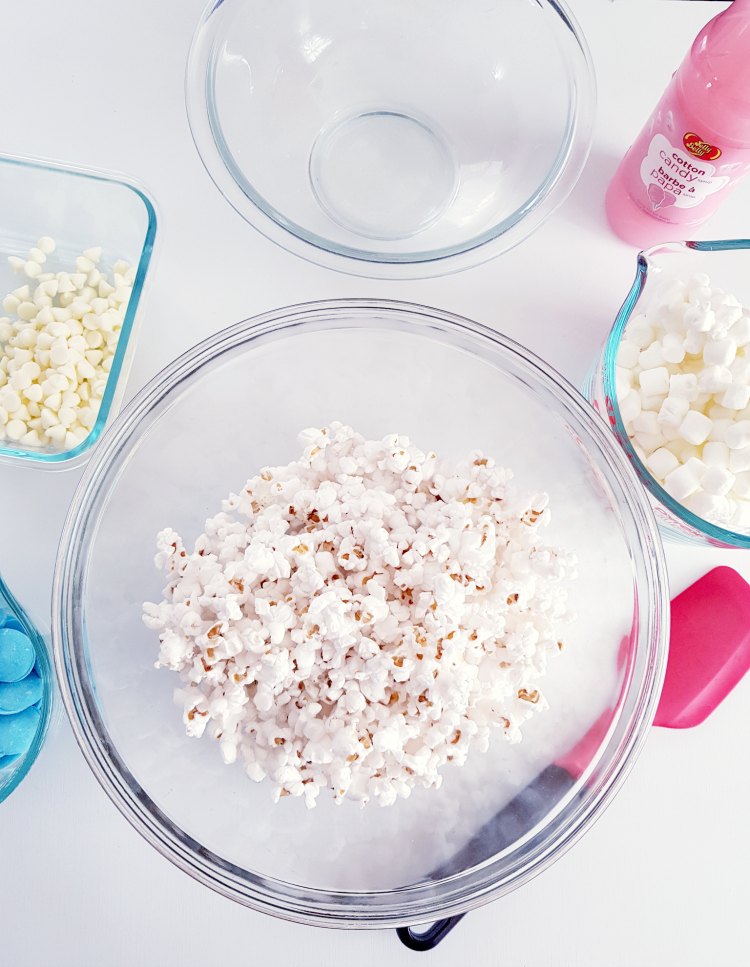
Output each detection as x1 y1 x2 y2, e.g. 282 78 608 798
683 132 722 162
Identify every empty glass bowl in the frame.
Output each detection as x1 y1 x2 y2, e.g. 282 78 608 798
54 301 667 927
186 0 595 278
586 240 750 548
0 154 156 468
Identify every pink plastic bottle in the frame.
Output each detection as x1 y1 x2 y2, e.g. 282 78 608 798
607 0 750 246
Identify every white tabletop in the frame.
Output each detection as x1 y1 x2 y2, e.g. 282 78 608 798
1 1 749 965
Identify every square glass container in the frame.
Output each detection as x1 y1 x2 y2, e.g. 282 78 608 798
0 154 156 469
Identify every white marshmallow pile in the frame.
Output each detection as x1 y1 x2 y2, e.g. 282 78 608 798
617 272 750 531
0 238 134 452
143 424 577 808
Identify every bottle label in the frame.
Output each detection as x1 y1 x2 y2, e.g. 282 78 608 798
640 132 730 211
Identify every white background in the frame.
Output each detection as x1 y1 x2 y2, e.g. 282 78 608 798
1 1 749 965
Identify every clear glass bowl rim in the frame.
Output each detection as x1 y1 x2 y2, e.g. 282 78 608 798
602 238 750 549
184 0 596 279
53 299 668 927
0 151 157 468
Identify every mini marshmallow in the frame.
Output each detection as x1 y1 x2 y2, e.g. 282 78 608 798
686 491 731 524
679 445 701 464
664 461 703 500
615 367 632 400
684 305 715 333
703 336 737 368
700 465 735 497
725 421 750 450
730 356 750 383
703 441 730 467
708 418 733 443
733 472 750 499
729 315 750 347
698 365 732 394
617 340 640 368
639 366 670 396
719 383 750 411
619 391 641 424
678 410 712 446
626 316 653 348
639 342 665 369
632 411 660 436
633 431 665 454
660 423 681 443
668 373 699 401
715 303 744 333
661 332 686 364
683 330 706 355
657 397 690 427
729 446 750 474
646 447 680 481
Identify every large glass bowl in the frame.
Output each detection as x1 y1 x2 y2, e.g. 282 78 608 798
586 240 750 548
186 0 595 278
53 301 667 927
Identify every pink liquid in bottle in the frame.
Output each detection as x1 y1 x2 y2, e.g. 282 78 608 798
607 0 750 247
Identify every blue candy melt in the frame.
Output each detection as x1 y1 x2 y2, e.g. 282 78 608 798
0 673 43 713
0 705 41 756
0 753 21 770
0 608 24 633
0 608 23 631
0 627 35 682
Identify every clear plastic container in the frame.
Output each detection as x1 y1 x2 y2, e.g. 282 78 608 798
0 153 157 469
586 239 750 548
54 300 668 927
0 573 54 803
186 0 595 278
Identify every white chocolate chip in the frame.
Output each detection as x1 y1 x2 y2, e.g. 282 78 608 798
0 238 133 453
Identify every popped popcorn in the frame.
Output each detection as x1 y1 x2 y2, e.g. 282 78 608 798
143 424 577 808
